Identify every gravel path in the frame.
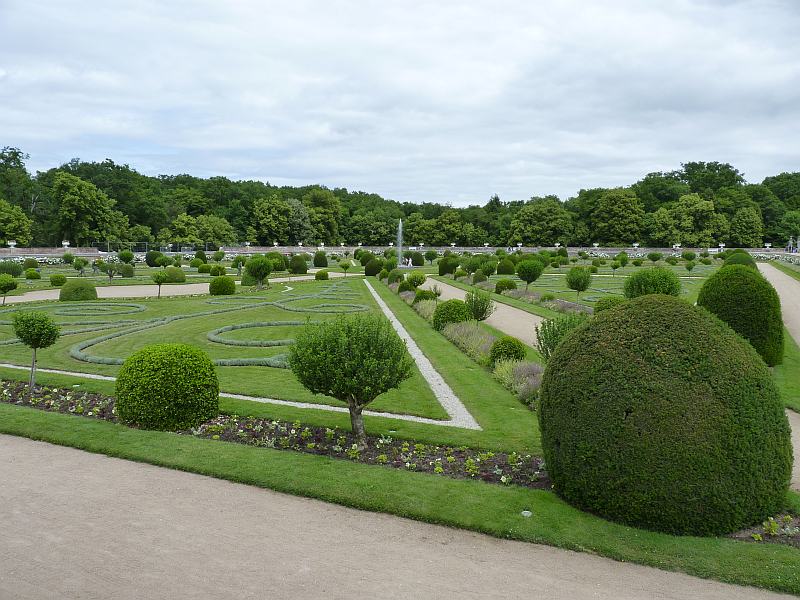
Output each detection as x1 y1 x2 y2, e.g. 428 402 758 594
0 434 790 600
420 278 544 347
4 272 345 304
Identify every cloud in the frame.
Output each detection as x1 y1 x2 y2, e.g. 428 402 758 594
1 0 799 205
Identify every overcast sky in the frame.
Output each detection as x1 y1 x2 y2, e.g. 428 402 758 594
1 0 798 205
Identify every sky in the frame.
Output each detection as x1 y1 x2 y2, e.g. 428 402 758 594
1 0 799 205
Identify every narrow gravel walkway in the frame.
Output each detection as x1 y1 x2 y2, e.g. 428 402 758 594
421 278 544 347
4 272 346 304
0 434 790 600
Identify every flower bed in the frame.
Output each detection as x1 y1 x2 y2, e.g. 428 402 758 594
0 380 548 489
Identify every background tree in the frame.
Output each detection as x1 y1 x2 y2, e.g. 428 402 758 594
0 197 33 246
245 256 272 289
252 195 290 244
591 188 644 245
12 311 60 388
566 266 591 299
507 197 573 246
289 314 412 449
424 250 438 264
195 214 237 248
52 172 128 246
0 273 18 304
728 207 764 247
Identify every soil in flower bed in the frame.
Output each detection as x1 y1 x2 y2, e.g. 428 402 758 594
0 379 548 489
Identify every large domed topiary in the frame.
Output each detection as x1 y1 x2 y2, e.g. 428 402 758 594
539 295 791 536
115 344 219 431
59 279 98 301
697 265 784 366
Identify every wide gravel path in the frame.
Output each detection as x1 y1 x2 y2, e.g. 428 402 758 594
4 272 345 303
0 434 790 600
421 278 544 347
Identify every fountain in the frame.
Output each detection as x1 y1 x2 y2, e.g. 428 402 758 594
397 218 404 267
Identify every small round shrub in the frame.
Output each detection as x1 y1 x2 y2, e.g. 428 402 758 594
489 336 526 365
0 273 18 299
387 269 404 284
550 260 560 268
59 279 97 301
684 260 695 272
397 280 414 293
164 266 186 283
209 264 226 276
724 251 757 269
432 299 473 331
385 258 398 271
289 254 308 274
406 271 426 288
413 289 438 304
495 278 517 294
195 250 207 263
588 265 598 274
24 268 41 280
647 252 662 263
665 256 678 266
265 252 288 271
62 252 75 264
364 258 383 277
358 251 375 267
212 250 225 262
438 256 459 276
315 270 329 281
23 257 38 270
410 251 424 266
539 295 791 536
701 257 713 265
115 344 219 431
472 270 487 284
454 268 468 280
313 251 328 267
209 275 236 295
631 259 643 266
623 267 680 299
377 269 389 281
591 258 601 267
594 296 626 313
0 261 24 277
118 263 135 278
118 249 134 264
189 258 203 268
49 274 67 287
145 250 163 267
496 258 515 275
197 263 212 273
697 265 783 365
681 251 696 262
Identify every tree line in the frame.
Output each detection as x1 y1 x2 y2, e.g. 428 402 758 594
1 146 799 249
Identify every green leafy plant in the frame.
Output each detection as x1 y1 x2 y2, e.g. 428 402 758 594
0 260 24 277
623 267 680 299
151 270 168 298
209 275 236 295
12 311 60 388
245 256 272 288
494 278 517 294
464 289 495 321
535 313 588 361
163 266 186 283
315 270 329 281
313 251 328 267
516 259 544 290
59 279 97 301
289 254 308 274
0 273 19 304
432 299 473 331
594 296 626 313
339 260 351 276
24 268 41 280
118 249 134 264
49 274 66 287
406 271 426 288
565 266 591 299
489 336 526 365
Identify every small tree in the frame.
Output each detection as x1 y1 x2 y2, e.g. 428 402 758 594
685 261 696 272
245 256 272 289
610 261 620 276
615 252 629 268
516 259 544 290
339 260 351 277
424 250 438 265
62 252 75 264
12 311 60 388
73 258 88 276
213 250 225 262
566 266 591 299
99 262 118 282
290 314 412 449
465 289 495 321
647 252 662 264
151 270 168 298
0 273 18 305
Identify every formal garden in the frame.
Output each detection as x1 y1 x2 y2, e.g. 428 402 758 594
1 246 800 594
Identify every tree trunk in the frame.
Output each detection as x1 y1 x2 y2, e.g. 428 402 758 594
157 285 162 299
2 294 5 305
29 348 36 390
348 399 367 450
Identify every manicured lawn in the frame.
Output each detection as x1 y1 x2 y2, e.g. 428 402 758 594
0 403 798 596
775 327 800 413
771 260 800 284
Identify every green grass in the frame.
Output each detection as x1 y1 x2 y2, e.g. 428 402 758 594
770 260 800 284
775 327 800 413
1 403 798 596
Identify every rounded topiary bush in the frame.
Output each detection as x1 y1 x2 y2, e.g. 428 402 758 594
397 279 414 293
539 295 791 536
59 279 97 301
697 265 783 366
209 275 236 295
377 269 389 281
489 336 526 365
164 266 186 283
289 254 308 275
495 278 517 294
189 258 203 268
116 344 218 430
472 269 487 284
118 263 135 278
313 251 328 267
387 268 403 284
364 258 383 277
49 274 67 287
315 270 329 280
623 266 680 299
724 251 757 269
145 250 163 267
432 299 473 331
593 296 626 313
23 257 38 270
197 263 212 274
496 258 515 275
25 268 41 280
209 264 226 276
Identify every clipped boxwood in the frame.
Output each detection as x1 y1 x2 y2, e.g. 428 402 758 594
494 278 517 294
432 299 473 331
197 263 212 273
49 274 67 287
697 265 783 366
313 251 328 267
489 336 526 365
315 270 329 280
594 296 626 313
209 275 236 296
24 268 41 280
413 289 438 304
364 258 383 277
387 268 404 284
397 279 414 293
724 251 757 269
623 267 680 299
539 295 791 536
437 257 459 276
118 263 135 278
289 254 308 274
59 279 97 301
496 258 515 275
23 257 38 270
115 344 219 430
164 266 186 283
145 250 163 267
209 264 226 276
189 258 203 268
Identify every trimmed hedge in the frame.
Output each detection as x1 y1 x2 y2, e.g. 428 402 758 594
489 336 526 365
494 278 517 294
23 257 38 270
24 268 41 280
397 280 414 293
118 263 135 278
198 263 212 273
115 344 219 431
289 255 308 275
59 279 97 301
313 251 328 267
724 252 757 269
432 299 473 331
315 270 329 281
364 258 383 277
623 267 680 299
539 295 791 536
594 296 626 313
164 266 186 283
209 264 226 276
387 268 404 284
697 265 784 366
437 257 459 276
49 274 67 287
413 289 438 304
496 258 515 275
145 250 163 267
209 275 236 295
